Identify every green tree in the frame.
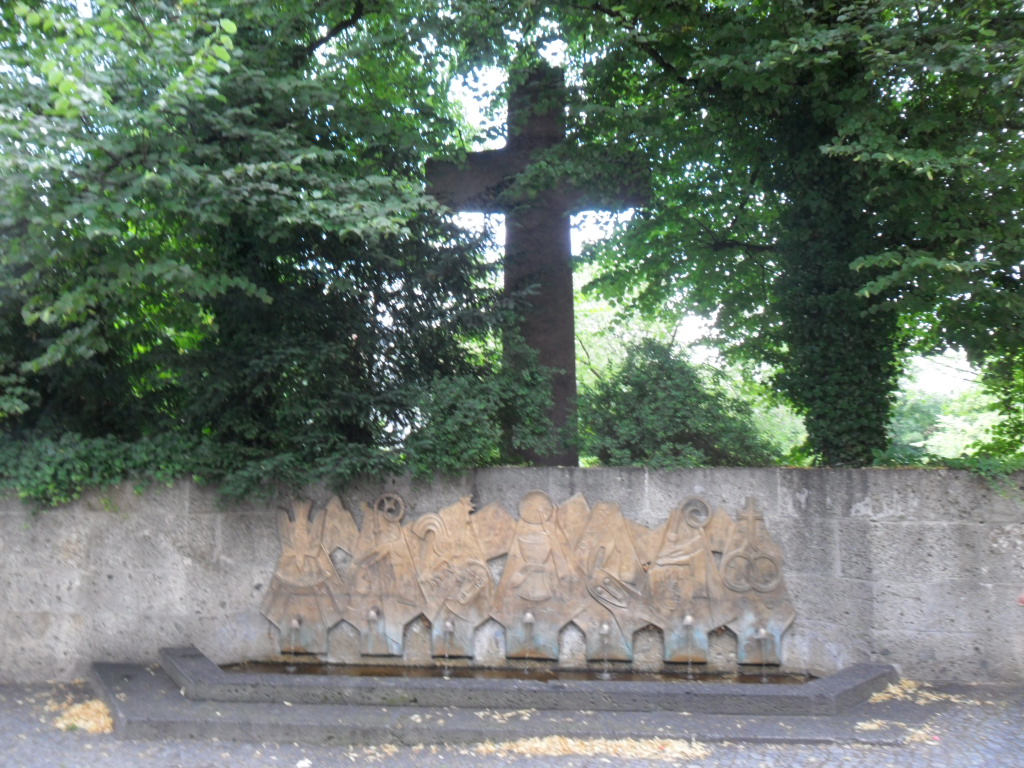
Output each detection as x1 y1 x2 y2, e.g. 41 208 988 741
883 355 999 461
580 339 780 468
0 0 550 504
554 0 1024 465
980 350 1024 457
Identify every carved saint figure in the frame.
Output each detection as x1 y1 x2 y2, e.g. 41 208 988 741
408 497 508 657
491 491 585 658
261 497 357 654
344 494 425 656
570 500 653 661
647 497 735 662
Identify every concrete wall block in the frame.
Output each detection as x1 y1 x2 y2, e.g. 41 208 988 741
185 484 268 516
859 470 1023 524
82 611 197 668
793 469 996 523
784 574 873 629
871 629 995 681
351 473 476 519
775 470 820 518
986 587 1024 674
185 568 269 617
216 507 279 566
194 611 278 665
84 508 219 572
646 469 783 524
0 638 9 684
859 475 943 522
783 619 867 673
779 469 870 520
769 515 836 578
3 611 84 682
78 566 190 616
872 580 998 635
979 477 1024 524
2 567 83 613
6 609 59 649
565 467 653 524
835 518 873 581
868 521 986 583
981 522 1024 582
76 480 189 516
471 466 576 514
2 511 95 571
0 495 34 517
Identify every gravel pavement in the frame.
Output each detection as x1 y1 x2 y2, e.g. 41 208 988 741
2 680 1021 768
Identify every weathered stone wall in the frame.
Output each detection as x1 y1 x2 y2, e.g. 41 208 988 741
1 468 1022 683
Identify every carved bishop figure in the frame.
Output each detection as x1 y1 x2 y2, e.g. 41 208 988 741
344 494 425 656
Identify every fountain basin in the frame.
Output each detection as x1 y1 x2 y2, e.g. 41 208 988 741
160 646 896 716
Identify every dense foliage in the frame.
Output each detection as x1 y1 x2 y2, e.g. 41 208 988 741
0 0 553 505
2 0 1021 504
558 0 1024 464
580 339 781 468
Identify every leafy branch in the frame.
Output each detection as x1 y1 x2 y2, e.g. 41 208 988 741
305 0 365 57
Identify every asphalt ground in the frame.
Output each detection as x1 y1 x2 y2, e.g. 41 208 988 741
2 679 1022 768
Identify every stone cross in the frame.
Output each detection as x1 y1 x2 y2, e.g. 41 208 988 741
426 63 645 466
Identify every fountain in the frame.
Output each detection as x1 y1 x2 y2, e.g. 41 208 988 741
91 491 898 744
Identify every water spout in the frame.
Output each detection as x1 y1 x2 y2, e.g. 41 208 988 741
754 626 768 682
598 622 612 680
683 614 694 679
442 619 455 679
522 611 536 672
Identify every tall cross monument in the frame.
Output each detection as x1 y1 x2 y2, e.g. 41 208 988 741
426 63 645 467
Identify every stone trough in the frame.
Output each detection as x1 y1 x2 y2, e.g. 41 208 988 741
159 645 895 715
91 648 901 745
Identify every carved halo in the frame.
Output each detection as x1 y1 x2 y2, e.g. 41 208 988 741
374 493 406 523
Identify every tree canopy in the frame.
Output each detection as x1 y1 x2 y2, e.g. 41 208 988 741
1 0 1022 504
580 338 781 468
558 0 1024 465
0 0 555 503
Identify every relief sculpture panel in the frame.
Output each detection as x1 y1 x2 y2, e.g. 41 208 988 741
344 494 424 656
261 491 796 666
570 500 654 661
260 497 357 654
491 491 586 659
648 498 735 663
406 497 512 658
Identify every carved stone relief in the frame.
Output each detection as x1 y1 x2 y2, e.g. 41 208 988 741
492 492 586 659
720 498 795 665
344 494 423 656
260 498 357 654
260 491 796 665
